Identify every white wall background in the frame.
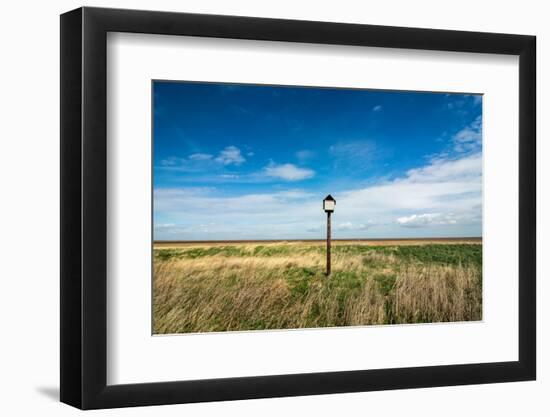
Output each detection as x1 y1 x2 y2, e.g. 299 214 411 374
0 0 546 415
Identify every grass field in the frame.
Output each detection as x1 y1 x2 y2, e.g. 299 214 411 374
153 240 482 334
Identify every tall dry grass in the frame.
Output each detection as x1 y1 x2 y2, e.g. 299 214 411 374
153 243 482 334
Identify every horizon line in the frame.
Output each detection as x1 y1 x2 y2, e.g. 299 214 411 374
154 236 482 244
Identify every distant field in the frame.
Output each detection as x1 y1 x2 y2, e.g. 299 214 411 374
153 240 482 334
154 237 481 248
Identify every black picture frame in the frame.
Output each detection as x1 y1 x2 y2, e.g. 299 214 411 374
60 6 536 410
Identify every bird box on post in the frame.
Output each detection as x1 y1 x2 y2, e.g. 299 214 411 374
323 194 336 276
323 194 336 212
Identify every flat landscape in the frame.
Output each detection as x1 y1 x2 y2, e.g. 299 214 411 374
153 239 482 334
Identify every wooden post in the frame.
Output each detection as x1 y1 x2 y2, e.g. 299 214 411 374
326 211 331 276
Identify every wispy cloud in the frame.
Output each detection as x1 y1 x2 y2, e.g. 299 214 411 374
445 94 482 114
329 139 390 172
372 105 382 112
264 163 315 181
452 115 482 153
158 155 216 173
330 140 376 159
159 146 246 172
189 153 213 161
335 222 373 231
295 150 315 162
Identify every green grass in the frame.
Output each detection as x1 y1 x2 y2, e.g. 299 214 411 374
154 244 313 260
334 244 481 267
393 244 482 267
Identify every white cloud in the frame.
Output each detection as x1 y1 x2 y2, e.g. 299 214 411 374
264 163 315 181
215 146 246 166
338 153 481 214
396 213 458 228
406 152 481 183
372 105 382 112
337 222 354 231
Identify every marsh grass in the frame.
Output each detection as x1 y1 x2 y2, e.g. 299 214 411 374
153 242 482 334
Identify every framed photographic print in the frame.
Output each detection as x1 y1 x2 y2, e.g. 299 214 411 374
60 7 536 409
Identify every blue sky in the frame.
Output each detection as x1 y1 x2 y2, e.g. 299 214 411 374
153 81 482 240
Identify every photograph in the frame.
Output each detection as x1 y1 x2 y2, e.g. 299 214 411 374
152 81 483 334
